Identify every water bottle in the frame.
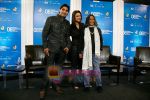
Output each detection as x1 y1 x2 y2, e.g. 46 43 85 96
123 56 127 65
17 57 21 69
1 64 5 69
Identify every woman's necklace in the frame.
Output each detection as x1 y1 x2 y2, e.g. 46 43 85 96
90 32 94 35
89 26 94 35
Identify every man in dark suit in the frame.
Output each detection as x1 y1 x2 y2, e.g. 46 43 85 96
40 4 71 100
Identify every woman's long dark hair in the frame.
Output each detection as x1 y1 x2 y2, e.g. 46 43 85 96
71 10 82 25
85 14 98 27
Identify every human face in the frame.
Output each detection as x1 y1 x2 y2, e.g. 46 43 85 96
59 6 69 17
75 12 81 23
89 16 95 26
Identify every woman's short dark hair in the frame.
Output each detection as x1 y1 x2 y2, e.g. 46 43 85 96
71 10 82 25
85 14 98 27
60 4 70 12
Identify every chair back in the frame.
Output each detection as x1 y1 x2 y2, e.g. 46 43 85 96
25 45 46 65
100 46 110 62
136 47 150 63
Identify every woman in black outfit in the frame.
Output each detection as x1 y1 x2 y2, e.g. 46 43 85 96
70 10 84 89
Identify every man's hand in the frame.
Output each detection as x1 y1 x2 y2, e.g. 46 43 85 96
79 53 83 58
44 48 49 56
64 47 69 54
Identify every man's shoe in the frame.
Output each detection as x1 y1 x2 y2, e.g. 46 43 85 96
40 91 45 100
40 98 45 100
56 86 63 94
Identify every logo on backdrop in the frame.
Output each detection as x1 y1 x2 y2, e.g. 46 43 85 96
0 0 21 69
33 0 70 45
102 29 112 35
105 12 110 17
44 0 49 4
45 9 58 15
0 26 5 31
91 11 101 16
0 46 10 51
34 27 43 32
82 0 113 49
144 14 147 19
131 14 141 19
0 7 10 12
38 8 42 13
125 13 130 18
124 3 149 65
12 7 17 12
84 10 89 15
12 45 17 51
7 27 19 32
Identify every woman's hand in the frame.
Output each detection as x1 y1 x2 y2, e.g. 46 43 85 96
79 53 83 58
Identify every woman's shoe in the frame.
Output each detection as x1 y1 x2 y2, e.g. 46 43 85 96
74 86 79 90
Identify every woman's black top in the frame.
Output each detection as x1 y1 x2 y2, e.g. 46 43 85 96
89 27 95 54
70 23 84 52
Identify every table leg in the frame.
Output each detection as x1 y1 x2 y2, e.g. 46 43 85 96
3 71 7 88
18 72 23 89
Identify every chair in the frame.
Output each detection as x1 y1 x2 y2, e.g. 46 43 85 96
100 46 121 84
25 45 46 88
133 46 150 83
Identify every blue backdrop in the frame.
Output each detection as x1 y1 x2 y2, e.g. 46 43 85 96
82 0 113 50
33 0 70 45
0 0 21 71
124 3 149 65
